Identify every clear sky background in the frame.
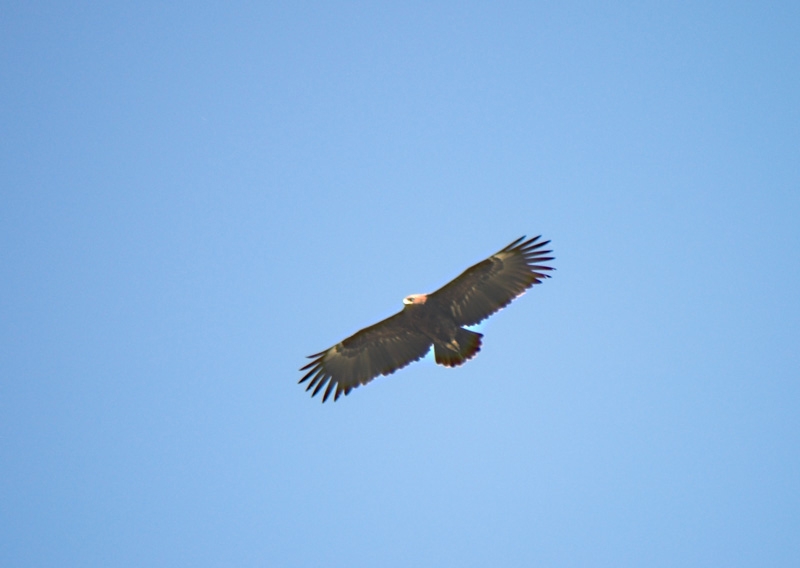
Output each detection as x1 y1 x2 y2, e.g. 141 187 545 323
2 2 799 566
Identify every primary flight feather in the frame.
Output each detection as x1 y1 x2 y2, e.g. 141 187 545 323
299 235 554 402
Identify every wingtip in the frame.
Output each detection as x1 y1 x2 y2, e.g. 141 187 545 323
321 380 336 402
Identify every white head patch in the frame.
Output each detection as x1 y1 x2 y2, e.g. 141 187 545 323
402 294 428 305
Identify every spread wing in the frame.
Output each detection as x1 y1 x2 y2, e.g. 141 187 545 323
299 310 432 402
428 235 554 327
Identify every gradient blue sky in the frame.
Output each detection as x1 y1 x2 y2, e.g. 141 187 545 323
2 2 799 566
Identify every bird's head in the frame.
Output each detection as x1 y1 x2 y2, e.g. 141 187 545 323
402 294 428 306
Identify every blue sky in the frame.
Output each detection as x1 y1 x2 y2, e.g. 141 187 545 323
2 2 799 566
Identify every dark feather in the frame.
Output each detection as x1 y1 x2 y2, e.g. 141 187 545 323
433 328 483 367
428 235 554 326
299 310 432 402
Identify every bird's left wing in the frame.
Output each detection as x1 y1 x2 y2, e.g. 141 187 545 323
428 235 554 327
299 311 432 402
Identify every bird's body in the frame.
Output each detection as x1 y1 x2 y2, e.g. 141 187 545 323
401 293 483 367
299 235 554 402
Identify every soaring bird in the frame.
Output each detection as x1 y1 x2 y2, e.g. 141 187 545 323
299 235 554 402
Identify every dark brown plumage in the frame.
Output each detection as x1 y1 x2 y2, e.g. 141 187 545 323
299 235 554 402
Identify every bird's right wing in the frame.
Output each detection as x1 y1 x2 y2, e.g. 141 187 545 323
299 311 432 402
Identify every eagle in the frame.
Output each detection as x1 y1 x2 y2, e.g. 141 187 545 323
299 235 554 402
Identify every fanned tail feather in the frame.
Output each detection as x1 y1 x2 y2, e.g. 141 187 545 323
434 328 483 367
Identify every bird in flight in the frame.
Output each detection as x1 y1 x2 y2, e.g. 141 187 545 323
299 235 554 402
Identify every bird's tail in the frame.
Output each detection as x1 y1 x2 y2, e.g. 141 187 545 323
434 328 483 367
